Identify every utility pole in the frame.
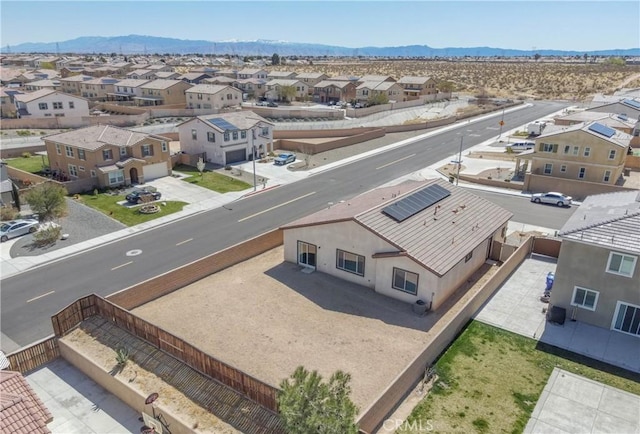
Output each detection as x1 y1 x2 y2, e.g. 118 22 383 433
497 107 505 139
456 136 463 186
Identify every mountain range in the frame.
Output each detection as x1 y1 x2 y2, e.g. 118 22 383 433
3 35 639 57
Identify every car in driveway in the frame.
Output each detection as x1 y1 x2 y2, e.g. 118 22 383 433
506 142 535 152
0 219 40 242
531 192 572 207
274 152 296 166
267 101 278 107
125 188 162 204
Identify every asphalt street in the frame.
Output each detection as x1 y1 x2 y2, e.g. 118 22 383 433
1 101 571 347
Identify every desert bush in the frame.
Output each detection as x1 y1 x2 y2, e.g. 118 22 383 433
0 206 19 221
21 152 32 158
32 224 61 247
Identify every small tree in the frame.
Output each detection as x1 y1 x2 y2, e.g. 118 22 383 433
23 182 67 222
272 53 280 65
196 157 206 176
278 366 358 434
279 85 297 102
367 92 389 107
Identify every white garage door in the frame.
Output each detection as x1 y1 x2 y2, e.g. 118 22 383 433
225 149 247 164
143 162 169 181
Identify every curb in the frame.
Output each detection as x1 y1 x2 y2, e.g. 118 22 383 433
242 184 281 197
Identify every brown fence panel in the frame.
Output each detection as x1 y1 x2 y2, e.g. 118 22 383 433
6 336 60 374
532 237 561 258
51 294 98 337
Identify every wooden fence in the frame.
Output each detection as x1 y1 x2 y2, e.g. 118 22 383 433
6 336 60 374
51 294 279 413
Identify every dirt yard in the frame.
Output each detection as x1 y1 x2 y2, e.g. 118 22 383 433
132 246 444 411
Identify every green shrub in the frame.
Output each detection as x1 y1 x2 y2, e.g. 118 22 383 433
21 151 32 158
0 206 19 221
115 347 129 366
32 224 61 247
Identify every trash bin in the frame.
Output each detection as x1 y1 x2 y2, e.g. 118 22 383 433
545 272 555 291
413 299 427 315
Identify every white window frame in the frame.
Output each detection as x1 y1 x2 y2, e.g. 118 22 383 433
78 149 86 160
583 147 591 157
207 132 215 143
68 164 78 178
543 163 553 175
541 143 555 153
120 147 127 156
108 170 125 185
162 141 168 152
191 129 197 140
78 166 85 172
611 301 640 337
571 286 599 311
38 102 48 110
65 146 74 158
606 251 637 277
336 249 365 276
141 144 153 157
572 146 579 155
55 144 61 155
103 149 113 161
392 267 419 295
608 149 616 160
603 170 612 182
560 164 567 173
578 167 586 179
90 169 97 178
53 102 63 110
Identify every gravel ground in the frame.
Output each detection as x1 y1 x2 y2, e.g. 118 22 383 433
10 198 126 257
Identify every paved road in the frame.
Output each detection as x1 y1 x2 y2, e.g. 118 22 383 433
1 101 570 347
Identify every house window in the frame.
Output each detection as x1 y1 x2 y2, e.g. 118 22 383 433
162 141 168 152
103 149 113 161
38 102 48 110
207 132 215 142
78 166 85 172
540 143 556 153
69 101 74 109
90 170 97 178
224 132 230 141
203 103 211 109
65 146 74 157
241 131 247 139
261 127 269 135
68 164 78 177
543 163 553 175
108 170 125 185
53 102 63 109
572 146 580 155
54 113 65 117
142 144 154 157
571 286 599 311
603 170 612 182
78 149 85 160
584 147 591 157
560 164 567 173
191 129 197 140
606 252 637 277
336 249 365 276
578 167 586 179
392 268 418 295
465 251 473 263
55 144 61 155
608 149 616 160
119 147 127 156
297 241 317 268
612 302 640 336
232 131 238 140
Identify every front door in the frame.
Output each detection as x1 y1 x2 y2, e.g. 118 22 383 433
130 167 139 184
297 241 317 268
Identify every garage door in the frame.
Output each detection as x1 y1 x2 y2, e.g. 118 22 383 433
143 162 169 181
225 149 247 164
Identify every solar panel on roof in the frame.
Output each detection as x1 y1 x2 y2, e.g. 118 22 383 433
207 117 238 131
617 113 628 121
622 99 640 109
588 122 616 138
382 184 451 222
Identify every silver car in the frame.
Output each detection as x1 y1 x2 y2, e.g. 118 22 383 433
531 192 572 207
0 219 40 242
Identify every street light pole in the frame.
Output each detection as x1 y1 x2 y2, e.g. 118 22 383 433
456 135 463 186
497 107 505 139
252 144 257 191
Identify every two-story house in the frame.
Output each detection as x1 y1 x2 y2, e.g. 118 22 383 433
520 121 632 199
235 78 267 100
313 80 357 104
43 124 172 187
107 79 149 102
80 77 118 100
134 79 192 106
357 75 396 84
127 69 156 80
550 190 640 337
14 89 89 119
397 76 438 100
237 68 268 80
203 76 237 86
213 69 238 79
587 98 640 119
295 73 329 94
185 84 242 109
153 71 181 80
0 87 23 118
23 79 61 91
59 75 93 95
177 111 274 166
266 71 297 80
178 72 213 84
356 81 404 104
265 79 308 102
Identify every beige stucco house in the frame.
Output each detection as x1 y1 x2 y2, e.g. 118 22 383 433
550 190 640 337
177 111 274 166
185 84 242 109
79 77 118 100
356 81 404 104
397 76 438 100
313 80 357 104
520 121 632 199
107 79 149 102
43 125 172 187
59 75 93 95
237 68 268 80
265 79 308 102
134 79 192 106
14 89 89 119
281 179 512 310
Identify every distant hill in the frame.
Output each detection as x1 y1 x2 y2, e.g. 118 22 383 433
3 34 639 57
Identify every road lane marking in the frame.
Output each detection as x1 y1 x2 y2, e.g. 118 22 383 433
176 238 193 246
376 154 416 170
238 191 317 222
111 261 133 271
27 290 55 303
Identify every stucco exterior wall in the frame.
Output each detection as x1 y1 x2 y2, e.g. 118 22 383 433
550 239 640 330
20 93 89 118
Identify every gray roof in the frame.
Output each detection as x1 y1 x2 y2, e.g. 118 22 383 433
554 111 636 128
283 179 512 276
115 79 150 88
315 80 352 89
266 79 302 87
13 88 56 102
186 84 234 95
537 121 632 147
141 79 189 90
184 110 273 132
43 125 162 151
295 72 327 79
397 76 433 84
559 190 640 254
267 71 297 78
359 75 395 82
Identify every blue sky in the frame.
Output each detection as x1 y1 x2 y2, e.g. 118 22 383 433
1 1 639 51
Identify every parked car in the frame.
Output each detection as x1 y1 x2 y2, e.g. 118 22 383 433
354 103 364 109
267 101 278 107
274 152 296 166
506 142 535 152
126 188 161 204
255 101 267 106
0 219 40 242
531 192 572 207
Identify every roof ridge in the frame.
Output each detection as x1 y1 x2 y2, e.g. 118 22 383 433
560 210 640 235
354 180 436 220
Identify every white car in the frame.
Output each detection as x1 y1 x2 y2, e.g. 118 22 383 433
0 219 40 242
506 142 535 152
531 192 572 207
